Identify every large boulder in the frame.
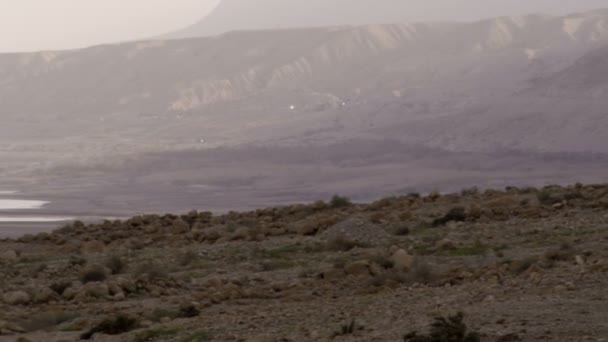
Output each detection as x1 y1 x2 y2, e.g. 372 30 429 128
32 287 58 304
391 249 415 272
83 282 110 298
2 290 31 305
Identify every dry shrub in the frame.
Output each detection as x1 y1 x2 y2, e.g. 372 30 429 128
105 255 128 274
81 315 138 340
80 265 107 283
326 235 370 252
403 312 480 342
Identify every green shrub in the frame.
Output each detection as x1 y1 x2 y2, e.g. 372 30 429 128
330 195 353 208
536 190 553 204
460 187 479 196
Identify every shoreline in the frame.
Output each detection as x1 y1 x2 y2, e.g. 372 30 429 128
0 222 67 238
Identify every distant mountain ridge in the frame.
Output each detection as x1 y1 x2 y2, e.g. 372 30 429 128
2 10 608 172
166 0 608 39
165 0 431 39
4 9 608 213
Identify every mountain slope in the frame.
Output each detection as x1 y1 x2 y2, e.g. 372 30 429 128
3 11 608 210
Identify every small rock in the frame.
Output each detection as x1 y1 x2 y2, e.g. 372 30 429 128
206 276 224 288
391 249 415 272
33 286 58 304
564 281 577 291
435 239 456 250
62 284 82 300
2 290 31 305
483 295 496 302
114 276 136 293
575 255 585 267
344 260 371 276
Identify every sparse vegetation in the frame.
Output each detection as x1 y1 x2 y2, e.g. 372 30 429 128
332 319 359 338
330 195 353 208
81 315 138 340
2 183 608 340
19 311 80 332
432 207 466 227
179 249 199 266
181 331 213 342
326 235 370 251
447 244 488 256
135 261 168 281
135 328 180 342
105 255 128 274
80 265 107 283
403 312 480 342
393 225 411 236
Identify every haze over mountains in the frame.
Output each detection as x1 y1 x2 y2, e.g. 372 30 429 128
168 0 608 38
2 8 608 214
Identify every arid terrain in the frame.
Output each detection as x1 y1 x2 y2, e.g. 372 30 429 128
4 9 608 214
1 183 607 341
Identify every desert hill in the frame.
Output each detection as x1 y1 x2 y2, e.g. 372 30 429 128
0 183 607 340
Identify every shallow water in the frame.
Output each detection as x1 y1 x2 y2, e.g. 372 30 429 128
0 192 73 224
0 216 73 222
0 199 49 210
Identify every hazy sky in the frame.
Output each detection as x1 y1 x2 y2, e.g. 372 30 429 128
0 0 220 53
1 0 607 53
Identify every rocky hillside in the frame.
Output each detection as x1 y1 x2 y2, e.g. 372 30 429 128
1 183 607 341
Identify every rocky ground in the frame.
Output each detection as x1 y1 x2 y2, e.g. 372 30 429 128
1 184 607 341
